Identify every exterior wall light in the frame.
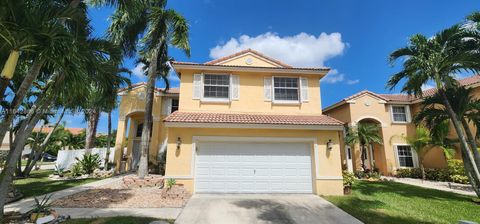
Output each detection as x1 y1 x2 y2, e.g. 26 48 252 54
327 139 333 150
176 137 182 150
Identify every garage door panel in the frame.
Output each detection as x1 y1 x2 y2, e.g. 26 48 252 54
195 141 313 193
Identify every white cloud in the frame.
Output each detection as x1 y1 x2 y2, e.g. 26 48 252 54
131 63 146 79
209 32 346 67
421 83 435 91
321 69 344 84
346 79 360 85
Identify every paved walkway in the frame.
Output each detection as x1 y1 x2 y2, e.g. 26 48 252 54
53 207 181 219
5 175 124 214
383 177 476 196
175 194 362 224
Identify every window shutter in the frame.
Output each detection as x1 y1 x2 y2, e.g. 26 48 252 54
264 76 272 101
300 77 309 102
193 74 202 99
231 75 240 100
162 98 172 115
405 106 412 122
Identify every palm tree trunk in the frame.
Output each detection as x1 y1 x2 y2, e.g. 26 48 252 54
0 50 20 102
23 108 65 176
85 108 100 153
138 45 160 179
461 119 480 170
0 58 45 153
105 111 112 170
0 95 52 219
438 89 480 197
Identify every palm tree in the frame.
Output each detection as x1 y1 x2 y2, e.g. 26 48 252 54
345 123 383 171
108 0 190 178
403 126 432 181
387 24 480 197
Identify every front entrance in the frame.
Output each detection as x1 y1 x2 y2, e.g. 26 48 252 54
194 141 313 193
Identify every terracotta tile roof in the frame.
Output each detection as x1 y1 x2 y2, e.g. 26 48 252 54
118 82 179 94
33 127 85 135
324 75 480 112
205 48 293 68
164 111 344 126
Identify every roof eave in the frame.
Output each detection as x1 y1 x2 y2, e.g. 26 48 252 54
164 121 344 131
171 63 329 75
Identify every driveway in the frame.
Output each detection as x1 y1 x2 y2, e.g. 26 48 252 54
175 194 362 224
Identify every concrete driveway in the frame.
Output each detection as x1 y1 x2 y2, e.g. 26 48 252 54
175 194 362 224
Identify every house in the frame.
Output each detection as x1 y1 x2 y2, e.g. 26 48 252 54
323 75 480 175
1 131 11 151
114 49 346 195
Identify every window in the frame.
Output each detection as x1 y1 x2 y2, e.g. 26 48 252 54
171 99 179 113
391 105 408 122
397 145 414 168
136 123 143 138
273 77 299 101
203 74 230 99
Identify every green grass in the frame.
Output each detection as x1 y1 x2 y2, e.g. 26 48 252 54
20 160 55 166
324 180 480 224
65 217 170 224
13 170 100 198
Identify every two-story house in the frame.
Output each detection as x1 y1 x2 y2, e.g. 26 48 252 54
323 75 480 175
114 49 345 195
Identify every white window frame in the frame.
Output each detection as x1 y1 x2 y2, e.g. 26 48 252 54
272 76 301 104
201 73 231 103
390 105 411 123
393 144 419 169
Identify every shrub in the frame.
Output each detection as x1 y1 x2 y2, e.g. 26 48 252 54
450 174 469 184
342 171 355 187
166 178 176 189
354 170 381 179
76 154 101 174
70 162 84 177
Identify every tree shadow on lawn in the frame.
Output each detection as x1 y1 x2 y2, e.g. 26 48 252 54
14 176 99 198
355 180 474 202
331 197 436 224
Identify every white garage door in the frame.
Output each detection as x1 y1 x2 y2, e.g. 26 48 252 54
195 141 313 193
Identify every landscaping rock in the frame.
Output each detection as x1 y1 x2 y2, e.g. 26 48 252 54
122 174 164 188
92 169 114 178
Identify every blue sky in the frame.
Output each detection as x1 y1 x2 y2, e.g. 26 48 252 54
66 0 479 133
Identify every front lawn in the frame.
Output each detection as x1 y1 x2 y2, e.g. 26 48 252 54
13 170 100 198
325 180 479 224
65 216 169 224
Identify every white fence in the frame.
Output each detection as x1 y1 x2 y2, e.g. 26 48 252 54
56 148 115 170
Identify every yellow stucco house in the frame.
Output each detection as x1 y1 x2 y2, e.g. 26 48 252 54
114 49 345 195
324 75 480 175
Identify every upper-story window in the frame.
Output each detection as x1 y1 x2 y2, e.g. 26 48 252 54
171 98 179 113
273 77 299 101
203 74 230 99
136 123 143 138
391 105 410 123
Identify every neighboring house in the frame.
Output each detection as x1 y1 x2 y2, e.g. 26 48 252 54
32 127 85 135
114 49 345 195
1 131 11 151
323 75 480 175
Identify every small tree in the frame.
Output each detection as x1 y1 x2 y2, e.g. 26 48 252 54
402 126 432 181
345 123 383 170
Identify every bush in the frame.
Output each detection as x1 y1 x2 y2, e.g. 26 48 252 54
166 178 176 189
70 162 84 177
447 159 469 184
76 154 101 174
354 170 381 179
395 168 422 179
395 161 469 184
343 171 355 187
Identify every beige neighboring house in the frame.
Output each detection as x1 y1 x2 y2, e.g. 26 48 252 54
323 75 480 175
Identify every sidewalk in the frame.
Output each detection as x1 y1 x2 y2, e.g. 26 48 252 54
52 207 181 219
5 174 124 214
383 176 476 196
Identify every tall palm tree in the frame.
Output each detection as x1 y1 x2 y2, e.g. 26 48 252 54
345 123 383 171
387 24 480 197
108 0 190 178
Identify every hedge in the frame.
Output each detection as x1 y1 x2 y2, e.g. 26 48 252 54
395 159 469 184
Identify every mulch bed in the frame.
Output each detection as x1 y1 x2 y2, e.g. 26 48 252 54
51 175 191 208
